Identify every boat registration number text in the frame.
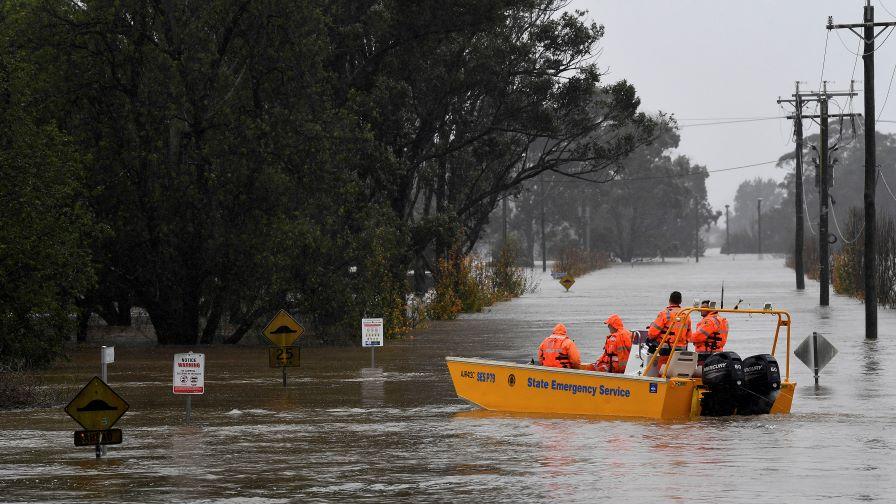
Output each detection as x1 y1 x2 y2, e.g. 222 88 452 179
460 370 496 383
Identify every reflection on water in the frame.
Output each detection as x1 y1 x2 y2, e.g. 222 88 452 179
863 339 881 377
360 368 384 407
2 252 896 502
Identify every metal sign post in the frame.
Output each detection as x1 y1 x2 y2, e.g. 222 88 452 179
173 352 205 423
99 346 114 455
100 346 114 382
794 332 838 386
362 318 384 368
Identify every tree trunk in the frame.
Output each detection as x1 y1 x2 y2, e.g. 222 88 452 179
146 287 201 345
200 294 224 344
224 307 266 344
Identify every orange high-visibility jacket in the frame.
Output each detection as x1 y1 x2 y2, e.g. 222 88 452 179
692 313 729 353
647 304 692 346
538 323 581 369
596 314 633 373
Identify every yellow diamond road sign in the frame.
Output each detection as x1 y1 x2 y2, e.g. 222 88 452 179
65 377 129 431
559 275 575 291
262 309 304 347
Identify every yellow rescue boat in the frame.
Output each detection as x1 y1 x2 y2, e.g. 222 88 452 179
446 307 796 420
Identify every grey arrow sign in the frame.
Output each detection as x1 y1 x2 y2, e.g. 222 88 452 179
794 332 838 385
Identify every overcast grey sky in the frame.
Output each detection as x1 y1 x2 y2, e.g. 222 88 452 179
575 0 896 212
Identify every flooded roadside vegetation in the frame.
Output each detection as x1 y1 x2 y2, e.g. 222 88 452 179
5 0 896 502
2 254 895 502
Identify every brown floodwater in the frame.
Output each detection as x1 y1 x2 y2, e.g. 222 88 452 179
2 251 895 503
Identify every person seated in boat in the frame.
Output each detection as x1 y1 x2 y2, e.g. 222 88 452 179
645 291 692 366
582 314 632 373
692 300 729 358
537 323 581 369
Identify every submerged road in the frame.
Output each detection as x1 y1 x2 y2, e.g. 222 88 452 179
2 250 895 503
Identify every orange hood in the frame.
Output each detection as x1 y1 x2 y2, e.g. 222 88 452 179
552 323 568 337
604 314 625 331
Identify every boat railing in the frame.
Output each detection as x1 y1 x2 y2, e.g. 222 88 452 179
644 307 792 381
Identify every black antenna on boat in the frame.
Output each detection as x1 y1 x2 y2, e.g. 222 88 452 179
721 282 725 309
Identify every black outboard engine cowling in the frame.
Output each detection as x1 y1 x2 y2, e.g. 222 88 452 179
700 351 743 417
737 354 781 415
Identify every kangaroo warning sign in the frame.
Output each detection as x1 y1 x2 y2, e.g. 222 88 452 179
173 352 205 394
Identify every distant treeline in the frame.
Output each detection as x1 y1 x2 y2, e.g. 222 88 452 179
719 126 896 257
487 128 719 263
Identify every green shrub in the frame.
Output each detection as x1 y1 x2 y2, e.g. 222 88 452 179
427 241 535 320
552 246 609 277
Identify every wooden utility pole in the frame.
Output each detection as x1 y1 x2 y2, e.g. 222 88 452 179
780 83 857 305
585 204 591 253
694 203 700 263
502 197 508 245
757 198 763 259
828 3 891 338
794 83 806 289
819 87 831 306
725 204 731 255
540 176 546 272
778 82 808 289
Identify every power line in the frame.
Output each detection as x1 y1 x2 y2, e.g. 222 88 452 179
829 196 864 244
833 25 896 56
676 116 785 121
804 190 817 236
879 62 896 119
555 160 780 184
881 0 896 19
819 30 830 92
677 117 786 128
880 170 896 201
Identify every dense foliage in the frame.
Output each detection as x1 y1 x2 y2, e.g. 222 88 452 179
1 0 660 358
1 6 95 366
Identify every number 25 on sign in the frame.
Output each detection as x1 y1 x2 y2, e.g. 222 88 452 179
268 346 300 367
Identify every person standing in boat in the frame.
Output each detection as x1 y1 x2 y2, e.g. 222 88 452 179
582 314 632 373
646 291 692 350
692 300 729 354
537 323 581 369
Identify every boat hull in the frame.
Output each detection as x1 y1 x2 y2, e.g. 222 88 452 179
446 357 795 420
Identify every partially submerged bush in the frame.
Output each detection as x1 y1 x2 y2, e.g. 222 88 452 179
427 241 535 320
829 209 896 308
0 365 68 409
552 246 609 277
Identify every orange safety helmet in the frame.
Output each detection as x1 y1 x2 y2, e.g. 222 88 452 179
552 323 568 336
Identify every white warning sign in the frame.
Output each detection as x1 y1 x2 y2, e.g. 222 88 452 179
361 318 384 348
173 352 205 395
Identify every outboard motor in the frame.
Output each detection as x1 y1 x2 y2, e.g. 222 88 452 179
737 354 781 415
699 351 744 416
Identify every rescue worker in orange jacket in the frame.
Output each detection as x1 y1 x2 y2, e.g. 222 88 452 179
646 291 692 347
691 300 729 353
583 314 633 373
537 323 581 369
643 291 693 376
